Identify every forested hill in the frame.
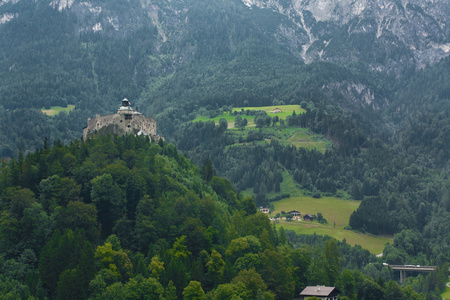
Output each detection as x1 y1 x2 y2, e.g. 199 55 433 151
1 0 450 158
0 136 441 299
0 2 450 296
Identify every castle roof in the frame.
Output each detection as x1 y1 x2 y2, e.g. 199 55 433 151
118 98 134 114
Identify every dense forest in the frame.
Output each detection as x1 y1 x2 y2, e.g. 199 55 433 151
171 103 450 252
0 135 447 299
1 0 450 298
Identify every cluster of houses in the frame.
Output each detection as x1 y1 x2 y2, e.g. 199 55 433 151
259 207 315 222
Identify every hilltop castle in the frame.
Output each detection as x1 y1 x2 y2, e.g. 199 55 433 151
83 98 160 141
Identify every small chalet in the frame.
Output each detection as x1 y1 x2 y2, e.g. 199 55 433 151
260 207 269 214
270 108 282 113
303 214 314 222
288 210 301 220
299 286 340 300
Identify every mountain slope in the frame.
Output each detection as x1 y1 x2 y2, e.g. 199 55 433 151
243 0 450 69
0 2 450 294
0 0 449 167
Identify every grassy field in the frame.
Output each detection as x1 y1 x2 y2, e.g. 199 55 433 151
192 105 331 152
41 105 75 116
226 127 331 152
232 105 305 120
193 114 255 128
442 283 450 300
270 195 392 254
270 195 360 227
282 128 329 152
193 105 305 127
247 170 392 254
276 222 391 255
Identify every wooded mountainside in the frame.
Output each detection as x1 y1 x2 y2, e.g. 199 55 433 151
1 0 450 298
0 135 447 299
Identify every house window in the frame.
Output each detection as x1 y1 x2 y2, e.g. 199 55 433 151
125 114 132 120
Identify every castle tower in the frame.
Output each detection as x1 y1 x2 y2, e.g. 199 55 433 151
117 98 135 120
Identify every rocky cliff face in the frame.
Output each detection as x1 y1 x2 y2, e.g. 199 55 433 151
242 0 450 70
2 0 448 71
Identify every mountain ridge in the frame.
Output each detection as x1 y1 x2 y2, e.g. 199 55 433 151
242 0 450 69
3 0 450 70
0 0 449 161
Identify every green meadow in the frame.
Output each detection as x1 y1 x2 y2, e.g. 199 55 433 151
192 105 305 127
442 283 450 300
270 195 392 254
232 105 305 120
276 222 391 255
272 127 330 152
193 105 331 152
244 169 392 254
270 195 360 227
41 105 75 116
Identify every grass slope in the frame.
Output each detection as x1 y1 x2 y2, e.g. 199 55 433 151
259 169 391 254
442 283 450 300
227 127 331 153
277 222 391 255
287 129 329 151
270 195 359 227
193 105 305 125
232 105 305 120
271 196 392 254
193 105 330 152
41 105 75 116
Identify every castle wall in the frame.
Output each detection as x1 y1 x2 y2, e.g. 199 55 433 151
83 112 157 140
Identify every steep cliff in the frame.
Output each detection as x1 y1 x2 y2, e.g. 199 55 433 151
242 0 450 70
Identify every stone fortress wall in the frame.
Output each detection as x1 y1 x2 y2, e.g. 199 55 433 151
83 98 158 141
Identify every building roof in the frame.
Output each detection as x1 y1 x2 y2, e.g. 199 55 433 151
118 98 134 113
300 286 340 297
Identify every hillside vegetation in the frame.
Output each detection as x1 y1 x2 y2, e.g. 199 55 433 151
41 105 76 116
243 168 390 254
0 1 450 298
191 105 329 152
1 135 436 299
271 195 393 254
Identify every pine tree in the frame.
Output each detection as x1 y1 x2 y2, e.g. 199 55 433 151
325 239 341 285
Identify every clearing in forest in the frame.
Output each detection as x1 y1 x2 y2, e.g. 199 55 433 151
232 105 305 119
248 169 392 254
271 195 392 254
442 283 450 300
41 105 75 116
193 105 331 152
192 105 305 124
